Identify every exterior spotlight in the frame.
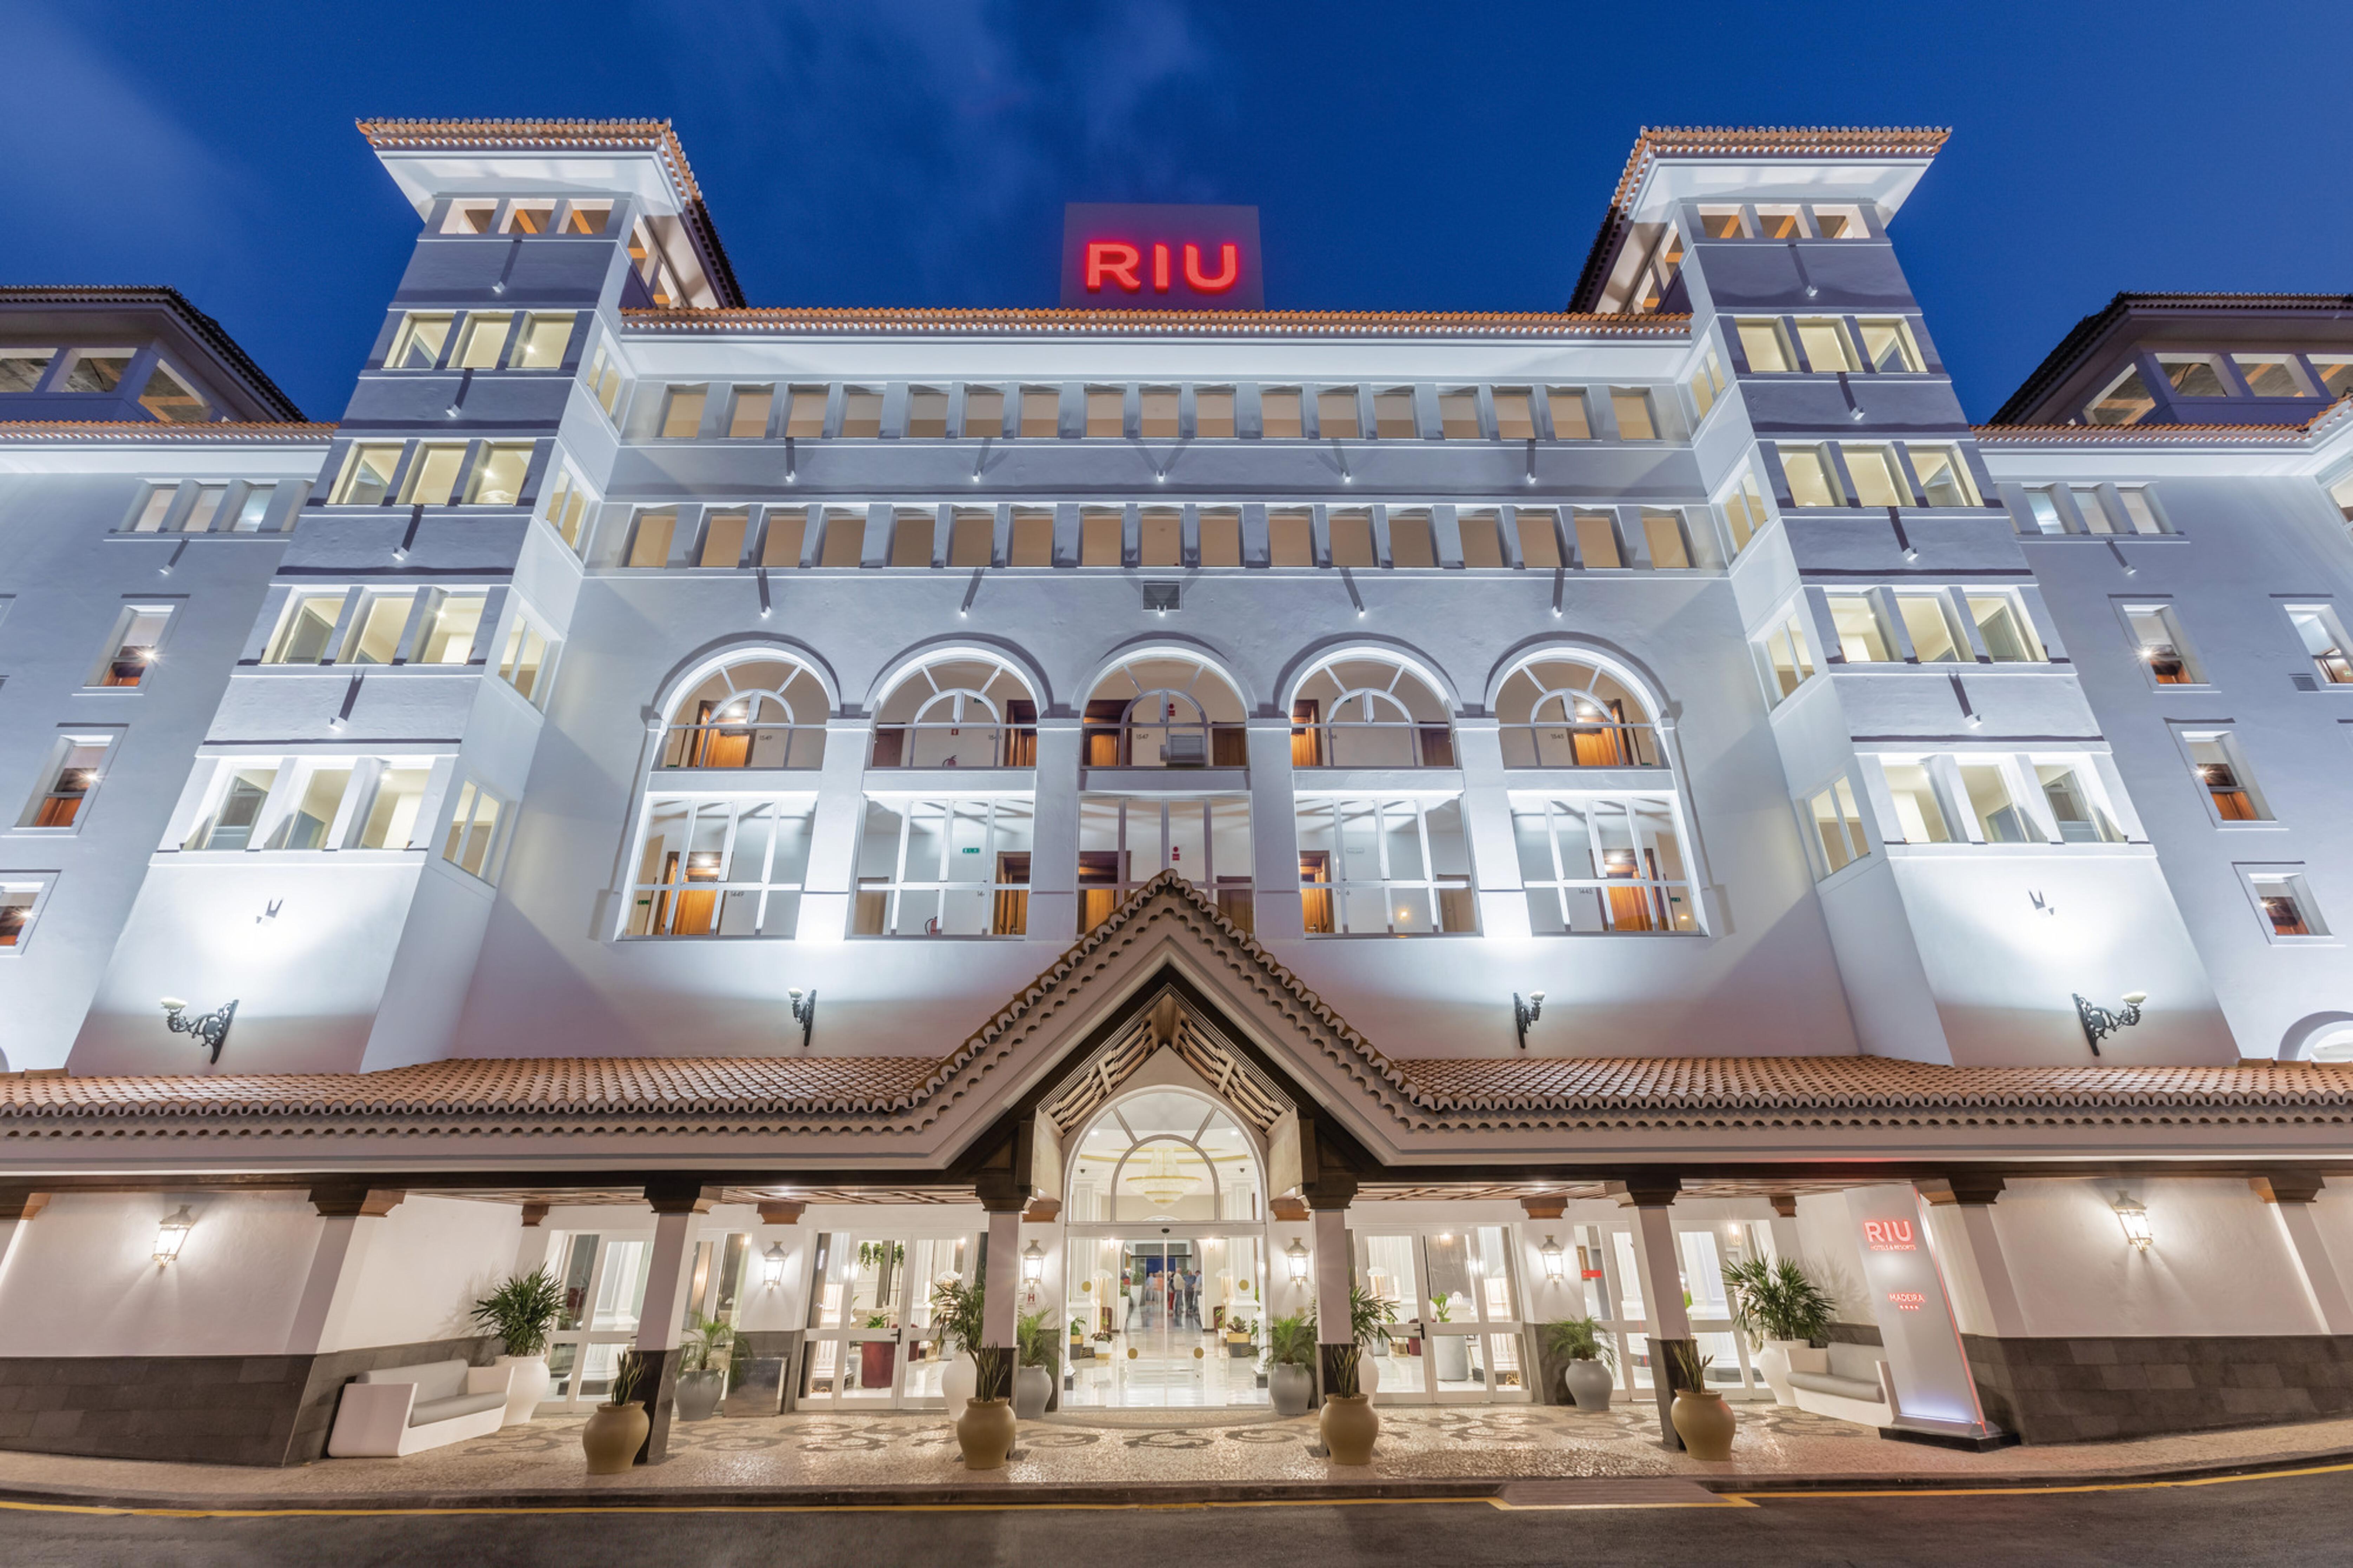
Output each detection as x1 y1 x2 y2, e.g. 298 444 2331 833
2112 1194 2153 1251
153 1205 194 1264
1021 1240 1045 1282
788 987 817 1051
1285 1238 1310 1282
1539 1234 1565 1281
1514 990 1546 1051
159 997 236 1064
762 1242 789 1288
2073 990 2148 1056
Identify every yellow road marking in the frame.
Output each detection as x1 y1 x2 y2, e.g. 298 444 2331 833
1727 1455 2353 1503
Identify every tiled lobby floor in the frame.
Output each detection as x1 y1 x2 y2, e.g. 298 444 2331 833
4 1402 2353 1504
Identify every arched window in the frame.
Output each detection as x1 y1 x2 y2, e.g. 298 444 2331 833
1495 655 1663 768
1081 653 1248 769
1289 653 1453 768
659 654 830 770
1067 1090 1262 1225
870 654 1038 769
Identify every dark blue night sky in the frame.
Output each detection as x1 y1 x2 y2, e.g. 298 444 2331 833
13 0 2351 420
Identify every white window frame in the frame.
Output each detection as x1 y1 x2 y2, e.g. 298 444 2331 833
17 731 123 834
1512 792 1701 935
2238 864 2333 945
1293 793 1477 937
622 794 818 939
852 793 1035 938
1798 772 1872 880
440 777 512 883
2174 727 2273 827
85 603 179 689
0 873 60 954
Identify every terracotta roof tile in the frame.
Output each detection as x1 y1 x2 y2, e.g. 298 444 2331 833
0 421 334 443
1974 393 2353 448
620 306 1691 341
0 286 308 421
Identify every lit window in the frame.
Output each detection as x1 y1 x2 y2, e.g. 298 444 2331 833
264 593 347 664
854 795 1034 936
1857 319 1922 373
441 780 508 881
463 442 533 506
266 764 354 851
2086 366 2156 425
785 385 829 439
1317 388 1361 440
1723 467 1770 553
1736 319 1795 374
1572 511 1621 569
1879 761 1951 843
1495 655 1663 768
629 798 816 937
1514 796 1694 933
1967 594 2046 662
1779 444 1841 507
870 654 1038 768
1289 654 1453 767
2021 487 2065 534
839 388 883 439
355 766 431 849
658 385 707 439
1260 388 1303 438
1438 391 1481 440
2037 764 2124 843
2287 606 2353 684
1895 593 1962 662
453 313 513 370
762 507 809 567
1803 777 1870 877
1495 389 1537 440
415 592 486 664
2158 355 2229 398
21 736 116 830
2123 604 2198 684
399 443 468 506
1793 318 1858 373
1687 352 1726 418
1546 388 1591 439
1078 794 1254 932
1959 762 2033 843
1019 387 1060 438
0 879 53 950
1194 388 1235 439
962 386 1006 437
89 606 173 688
331 444 405 506
1845 445 1910 507
660 655 830 770
1087 388 1126 438
509 313 575 370
0 348 55 393
136 361 210 423
626 509 677 568
1139 387 1179 439
1757 612 1815 706
1295 795 1475 935
540 465 594 553
2247 870 2327 939
1909 445 1980 507
906 387 949 438
700 509 750 568
583 339 624 418
2185 733 2266 821
61 350 135 394
184 763 277 849
341 591 415 665
2233 355 2307 398
231 485 276 533
1826 593 1892 662
725 386 771 439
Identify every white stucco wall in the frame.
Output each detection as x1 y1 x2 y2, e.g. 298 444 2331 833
327 1194 522 1353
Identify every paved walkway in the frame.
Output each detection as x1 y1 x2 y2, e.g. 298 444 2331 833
5 1402 2353 1507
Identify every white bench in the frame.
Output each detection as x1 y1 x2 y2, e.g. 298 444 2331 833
326 1359 516 1457
1784 1341 1902 1428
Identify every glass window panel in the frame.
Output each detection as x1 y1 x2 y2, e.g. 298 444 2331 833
961 386 1004 436
1910 445 1980 507
267 594 346 663
2087 367 2156 425
1260 389 1303 438
1897 595 1961 661
905 387 949 438
2161 356 2228 398
454 313 512 370
785 386 829 438
1546 388 1591 439
1493 390 1535 440
63 350 134 393
345 592 414 665
1317 388 1361 439
1199 509 1241 566
1845 445 1909 507
1780 445 1839 507
1516 510 1561 568
1019 387 1060 437
761 508 808 567
839 389 883 438
1828 595 1890 661
1139 388 1179 438
333 444 404 506
417 594 485 664
1612 388 1657 440
1968 595 2043 662
1882 763 1950 843
465 443 532 505
1572 512 1620 568
1858 318 1922 373
1194 388 1235 438
0 348 56 393
1737 320 1792 373
400 444 468 506
511 313 574 369
1793 318 1857 373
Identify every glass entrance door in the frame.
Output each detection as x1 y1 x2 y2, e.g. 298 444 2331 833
801 1232 971 1408
1357 1226 1530 1403
543 1231 655 1410
1063 1231 1267 1409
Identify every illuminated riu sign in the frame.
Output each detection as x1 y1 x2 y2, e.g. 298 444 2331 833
1060 203 1265 311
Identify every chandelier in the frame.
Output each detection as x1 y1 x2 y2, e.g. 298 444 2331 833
1128 1147 1200 1208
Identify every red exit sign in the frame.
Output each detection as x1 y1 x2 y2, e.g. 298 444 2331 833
1061 204 1264 311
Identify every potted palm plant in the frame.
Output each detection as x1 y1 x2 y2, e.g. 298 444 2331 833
1666 1341 1734 1461
470 1268 563 1426
1014 1307 1056 1418
1265 1312 1315 1417
933 1278 1017 1469
1317 1288 1395 1466
673 1311 736 1422
1543 1316 1617 1412
581 1350 650 1474
1723 1257 1834 1406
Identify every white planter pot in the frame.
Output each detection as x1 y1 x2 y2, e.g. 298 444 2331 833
494 1354 550 1426
1756 1340 1808 1406
1432 1335 1470 1386
1361 1349 1381 1405
940 1350 977 1410
1562 1357 1614 1413
1014 1363 1052 1419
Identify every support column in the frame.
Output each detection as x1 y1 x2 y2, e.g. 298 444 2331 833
1611 1177 1689 1449
978 1178 1028 1409
511 1202 553 1278
1922 1177 2028 1338
0 1189 48 1282
632 1182 723 1464
2254 1176 2353 1335
286 1187 405 1356
1026 720 1082 944
1308 1175 1358 1404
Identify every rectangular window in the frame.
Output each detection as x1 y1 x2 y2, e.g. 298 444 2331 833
341 591 414 665
1610 388 1658 440
1019 387 1060 438
1080 508 1123 566
2186 733 2267 821
1909 445 1981 507
1845 444 1910 507
499 615 553 704
1494 389 1537 440
399 443 468 506
231 484 276 533
699 509 750 568
1967 593 2046 662
1754 205 1804 240
442 780 507 881
628 797 816 937
1139 507 1182 568
92 606 174 687
1803 777 1870 878
2158 355 2229 398
1514 795 1696 933
784 385 829 439
2086 366 2156 426
1758 611 1814 706
332 443 405 506
1724 468 1770 553
853 795 1034 936
1515 509 1562 568
1328 511 1374 568
1370 388 1416 439
1736 319 1794 374
509 313 574 370
1826 593 1892 661
1572 511 1621 569
184 762 277 849
1793 318 1858 373
0 878 53 950
2288 606 2353 684
22 736 116 829
1857 318 1922 373
891 510 937 567
182 485 227 534
2312 359 2353 401
819 511 867 568
2036 763 2123 843
2116 487 2166 535
583 339 625 418
1546 388 1591 439
761 507 809 567
962 386 1005 437
1086 387 1126 438
129 486 178 532
265 593 347 664
1640 510 1691 569
1078 794 1255 933
2124 604 2198 683
2231 355 2307 398
1316 388 1361 440
1269 510 1314 567
541 465 593 552
725 387 772 439
2246 870 2327 939
388 312 452 370
838 389 883 438
1009 509 1054 566
1199 508 1242 566
905 387 949 438
1895 593 1962 662
1688 352 1726 418
1194 388 1236 439
1388 511 1436 569
1458 510 1504 569
453 313 513 371
1437 391 1481 440
463 442 532 505
416 592 486 664
1880 761 1951 843
61 349 134 393
1139 387 1180 439
501 201 555 235
267 764 353 851
2021 486 2065 534
1260 388 1303 439
658 385 707 439
1779 444 1841 507
948 510 995 568
1960 762 2032 843
1294 795 1475 935
0 348 55 393
1698 206 1746 238
626 509 677 569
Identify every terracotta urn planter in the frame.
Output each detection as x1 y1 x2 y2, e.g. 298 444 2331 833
1562 1357 1615 1413
1268 1362 1314 1417
1319 1392 1379 1465
956 1397 1017 1470
1671 1388 1736 1461
581 1400 650 1474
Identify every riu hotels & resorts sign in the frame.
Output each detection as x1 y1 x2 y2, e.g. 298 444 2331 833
1060 203 1266 311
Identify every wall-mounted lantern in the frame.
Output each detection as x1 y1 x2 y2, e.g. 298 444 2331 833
2073 991 2148 1056
1021 1240 1045 1283
762 1242 789 1288
1538 1234 1566 1282
1513 990 1546 1051
2112 1194 2154 1251
1285 1238 1310 1282
159 997 236 1064
153 1206 195 1264
788 987 817 1051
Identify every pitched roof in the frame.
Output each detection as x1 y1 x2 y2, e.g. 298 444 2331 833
1975 392 2353 450
0 286 307 421
1988 291 2353 427
621 305 1692 341
0 420 335 444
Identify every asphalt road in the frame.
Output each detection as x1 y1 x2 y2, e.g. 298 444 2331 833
5 1470 2350 1567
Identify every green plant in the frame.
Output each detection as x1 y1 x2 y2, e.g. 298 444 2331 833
470 1270 564 1359
1016 1308 1057 1369
1543 1316 1615 1366
1723 1258 1835 1350
1348 1285 1398 1352
930 1276 985 1357
864 1312 892 1331
679 1311 737 1375
1665 1340 1714 1393
603 1350 648 1409
1265 1312 1316 1369
1427 1293 1453 1324
971 1344 1014 1402
1325 1343 1365 1399
857 1241 906 1271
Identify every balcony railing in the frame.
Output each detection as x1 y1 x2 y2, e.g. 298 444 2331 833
1523 877 1694 933
870 723 1038 769
854 879 1028 936
658 722 828 771
1289 722 1455 769
1080 720 1249 770
1083 875 1251 933
1499 722 1662 769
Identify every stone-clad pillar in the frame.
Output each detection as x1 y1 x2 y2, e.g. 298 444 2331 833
632 1182 723 1464
1309 1174 1359 1405
1611 1177 1689 1449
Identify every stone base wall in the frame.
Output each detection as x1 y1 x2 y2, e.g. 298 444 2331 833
0 1336 494 1467
1964 1334 2353 1444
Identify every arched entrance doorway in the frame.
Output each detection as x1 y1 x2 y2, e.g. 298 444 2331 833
1059 1087 1272 1408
